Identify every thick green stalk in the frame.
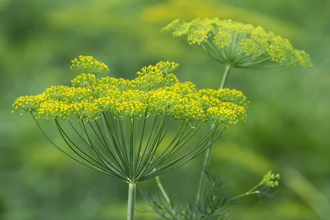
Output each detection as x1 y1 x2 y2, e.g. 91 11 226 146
219 65 231 89
127 182 136 220
195 65 231 206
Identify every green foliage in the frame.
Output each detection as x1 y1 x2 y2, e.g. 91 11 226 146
145 171 280 220
145 172 234 220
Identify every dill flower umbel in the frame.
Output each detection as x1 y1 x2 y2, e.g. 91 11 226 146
12 56 248 183
162 18 312 69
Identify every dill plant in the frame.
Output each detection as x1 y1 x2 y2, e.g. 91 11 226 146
12 56 248 220
148 17 312 219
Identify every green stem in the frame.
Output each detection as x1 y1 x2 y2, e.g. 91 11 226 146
233 184 261 200
219 65 231 89
155 175 178 218
127 182 136 220
195 65 231 206
155 176 171 205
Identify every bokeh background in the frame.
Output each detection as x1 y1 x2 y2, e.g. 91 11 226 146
1 0 330 219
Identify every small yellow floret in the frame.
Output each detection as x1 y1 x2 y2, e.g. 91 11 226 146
70 55 109 74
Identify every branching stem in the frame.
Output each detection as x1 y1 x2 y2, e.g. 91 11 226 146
195 65 231 207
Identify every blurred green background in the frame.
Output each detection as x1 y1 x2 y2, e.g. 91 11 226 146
1 0 330 219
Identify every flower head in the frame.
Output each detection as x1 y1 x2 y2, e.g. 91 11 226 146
162 18 312 69
12 56 248 182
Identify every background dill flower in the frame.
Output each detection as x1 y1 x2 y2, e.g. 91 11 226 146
162 18 312 69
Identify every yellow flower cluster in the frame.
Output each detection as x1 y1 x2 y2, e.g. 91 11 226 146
71 73 98 87
12 94 45 117
70 55 109 74
12 58 248 126
199 88 248 107
133 61 179 90
162 18 312 69
155 60 179 74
